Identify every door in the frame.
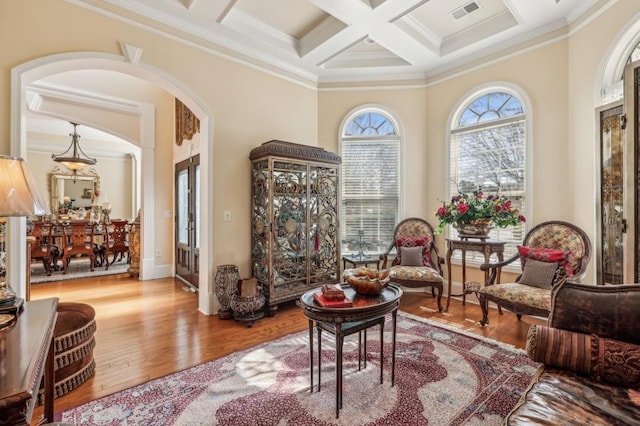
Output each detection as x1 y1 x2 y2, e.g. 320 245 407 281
623 60 640 283
598 103 625 284
175 155 200 288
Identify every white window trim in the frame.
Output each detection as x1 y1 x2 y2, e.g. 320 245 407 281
445 83 533 273
338 104 404 255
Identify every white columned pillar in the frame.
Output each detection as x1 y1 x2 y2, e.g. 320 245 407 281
139 103 155 280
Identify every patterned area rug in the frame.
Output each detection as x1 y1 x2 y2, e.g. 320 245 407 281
59 312 542 425
31 257 129 284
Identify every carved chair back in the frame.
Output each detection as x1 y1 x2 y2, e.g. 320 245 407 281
104 220 130 268
382 217 441 271
62 221 98 271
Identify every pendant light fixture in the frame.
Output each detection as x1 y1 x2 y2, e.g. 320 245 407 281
52 122 97 172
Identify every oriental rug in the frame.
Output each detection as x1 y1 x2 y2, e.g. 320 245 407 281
31 257 129 284
59 312 542 425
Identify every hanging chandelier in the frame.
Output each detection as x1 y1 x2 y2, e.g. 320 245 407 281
52 122 97 172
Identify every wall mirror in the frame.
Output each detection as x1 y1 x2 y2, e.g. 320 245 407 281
48 165 100 211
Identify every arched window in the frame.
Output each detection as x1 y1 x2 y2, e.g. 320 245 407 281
600 26 640 104
340 108 400 255
449 91 527 261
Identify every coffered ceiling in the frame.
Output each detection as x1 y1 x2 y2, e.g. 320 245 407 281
73 0 603 83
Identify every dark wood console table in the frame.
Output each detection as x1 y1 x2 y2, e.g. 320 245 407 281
445 238 505 312
0 297 58 425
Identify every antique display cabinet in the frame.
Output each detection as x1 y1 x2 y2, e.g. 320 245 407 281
249 140 341 315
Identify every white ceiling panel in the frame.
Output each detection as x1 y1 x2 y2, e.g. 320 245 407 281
71 0 605 83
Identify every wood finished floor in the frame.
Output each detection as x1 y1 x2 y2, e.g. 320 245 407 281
30 274 544 422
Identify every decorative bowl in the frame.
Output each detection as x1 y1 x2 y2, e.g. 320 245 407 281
346 271 390 296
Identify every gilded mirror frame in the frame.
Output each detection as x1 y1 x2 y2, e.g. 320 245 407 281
48 165 100 211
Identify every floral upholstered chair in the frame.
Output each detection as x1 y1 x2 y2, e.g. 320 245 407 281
379 218 445 311
477 220 591 326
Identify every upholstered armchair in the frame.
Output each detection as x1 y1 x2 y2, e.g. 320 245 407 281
478 220 591 326
378 218 445 311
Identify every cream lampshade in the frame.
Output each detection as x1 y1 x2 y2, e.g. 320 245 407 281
0 156 48 308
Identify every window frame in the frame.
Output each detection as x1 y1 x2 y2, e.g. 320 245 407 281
447 86 532 271
339 105 402 257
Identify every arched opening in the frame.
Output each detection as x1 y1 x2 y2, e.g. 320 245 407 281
9 51 216 314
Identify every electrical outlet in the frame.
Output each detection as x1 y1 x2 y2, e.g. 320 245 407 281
156 249 161 257
223 210 232 222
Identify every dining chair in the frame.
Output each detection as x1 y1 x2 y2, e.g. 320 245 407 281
29 222 59 276
61 221 98 273
103 219 130 269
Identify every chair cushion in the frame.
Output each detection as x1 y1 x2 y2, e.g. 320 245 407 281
518 259 559 289
400 246 423 266
478 282 552 311
396 235 432 266
389 265 443 283
524 223 588 274
517 245 574 275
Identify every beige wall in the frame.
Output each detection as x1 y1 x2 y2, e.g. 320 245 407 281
3 0 640 302
318 88 428 217
0 0 318 306
567 0 640 283
318 40 571 279
318 46 573 211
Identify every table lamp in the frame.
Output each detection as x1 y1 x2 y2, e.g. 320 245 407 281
0 155 48 308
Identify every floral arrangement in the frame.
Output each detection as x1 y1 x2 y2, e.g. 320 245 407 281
435 189 526 234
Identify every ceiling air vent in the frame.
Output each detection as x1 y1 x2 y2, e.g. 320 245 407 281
450 1 481 20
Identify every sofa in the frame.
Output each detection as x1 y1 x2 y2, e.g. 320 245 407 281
506 282 640 425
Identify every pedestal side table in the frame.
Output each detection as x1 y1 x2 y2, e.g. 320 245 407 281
445 238 505 312
298 284 402 419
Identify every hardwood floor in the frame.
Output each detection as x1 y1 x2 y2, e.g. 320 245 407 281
30 274 544 422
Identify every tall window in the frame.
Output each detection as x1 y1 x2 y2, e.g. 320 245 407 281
340 109 400 255
450 92 526 262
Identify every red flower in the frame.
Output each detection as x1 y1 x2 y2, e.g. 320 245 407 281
518 214 526 223
436 206 447 217
457 204 469 214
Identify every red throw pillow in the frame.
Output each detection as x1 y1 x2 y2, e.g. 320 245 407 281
517 245 574 275
396 236 432 266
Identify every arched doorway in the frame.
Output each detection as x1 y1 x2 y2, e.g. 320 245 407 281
9 50 216 314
